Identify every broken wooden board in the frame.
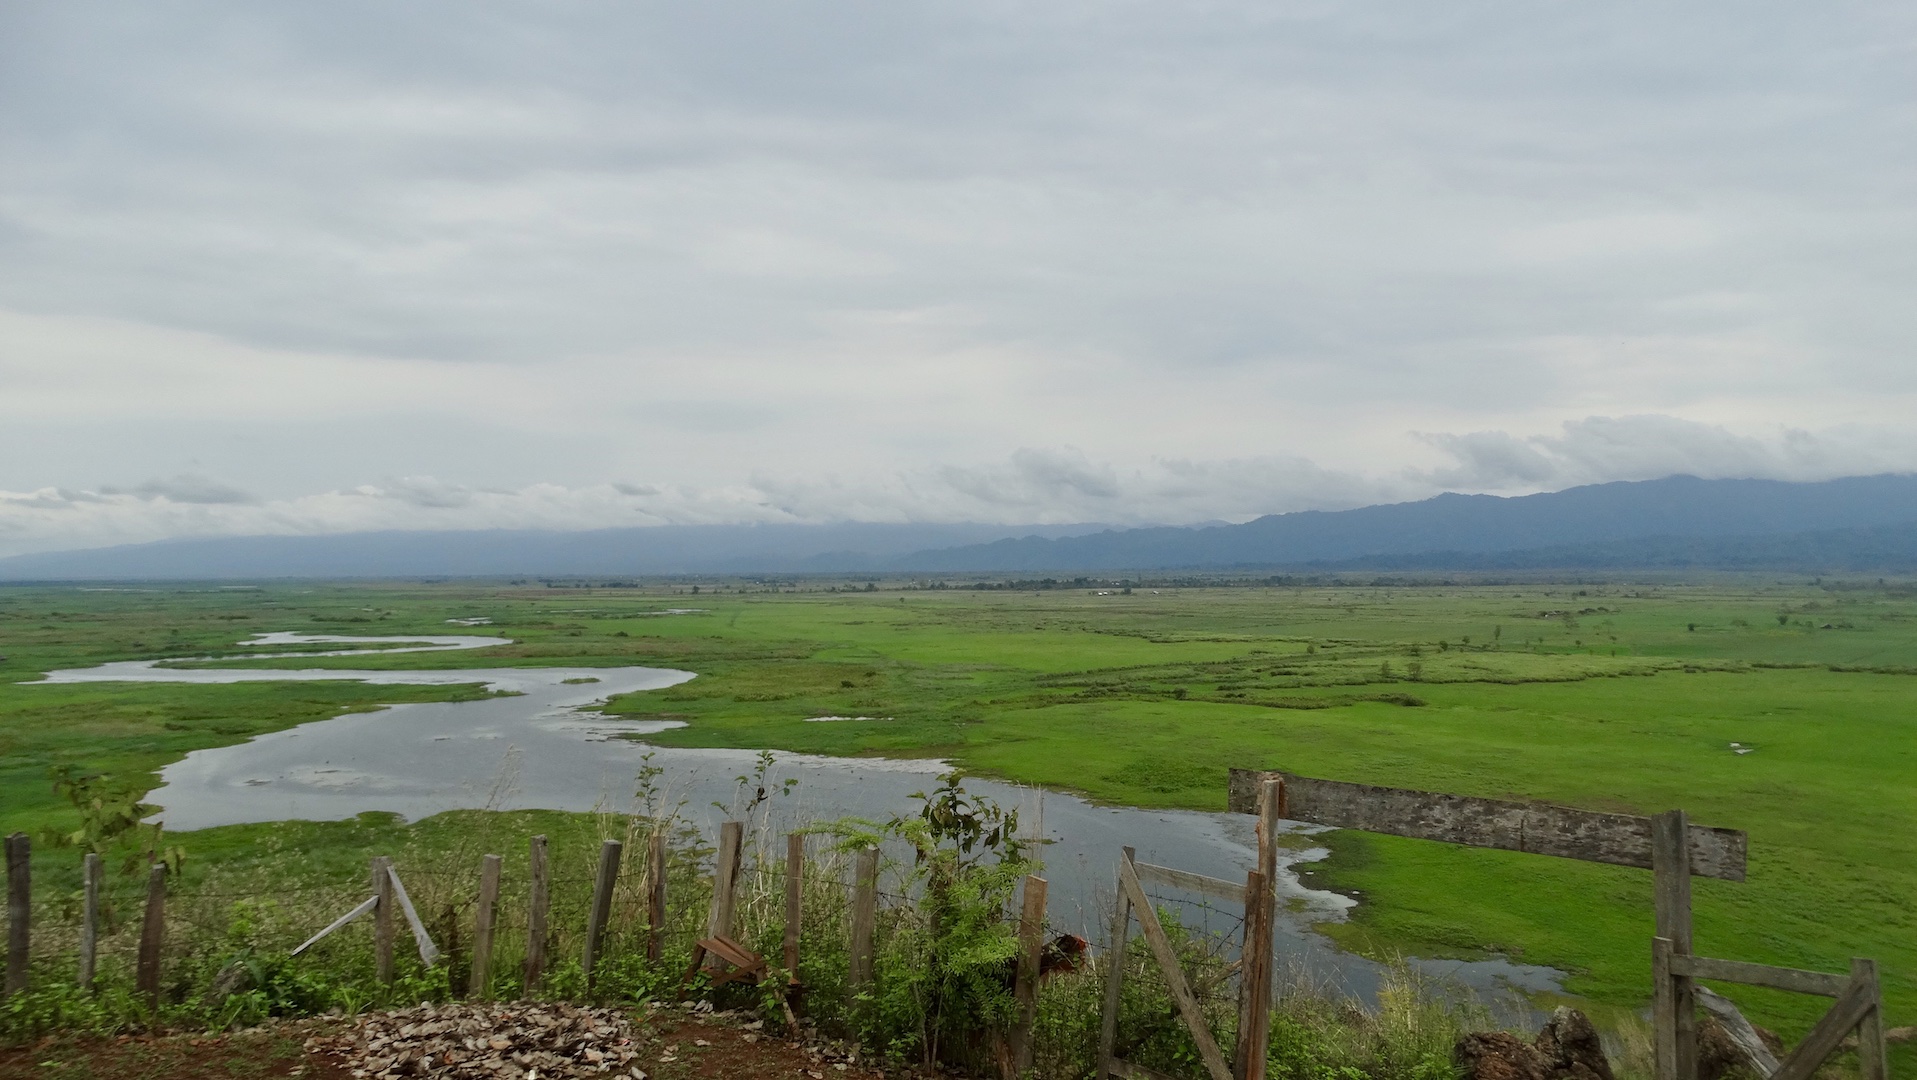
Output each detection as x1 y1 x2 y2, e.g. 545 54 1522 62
1227 768 1746 881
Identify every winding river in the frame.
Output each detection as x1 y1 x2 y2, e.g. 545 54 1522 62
36 632 1563 1009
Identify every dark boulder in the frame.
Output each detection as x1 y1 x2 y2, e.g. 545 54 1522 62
1456 1031 1551 1080
1536 1006 1616 1080
1457 1009 1616 1080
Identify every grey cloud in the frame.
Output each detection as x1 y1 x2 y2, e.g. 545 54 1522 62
3 3 1915 553
109 474 259 505
0 487 109 510
937 449 1119 508
1414 432 1567 489
356 477 474 509
1415 416 1917 492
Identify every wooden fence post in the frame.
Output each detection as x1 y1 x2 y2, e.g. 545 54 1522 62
849 846 879 993
4 833 27 997
136 862 166 1007
1853 958 1887 1080
1236 778 1281 1080
708 821 743 942
526 835 549 991
1237 869 1274 1080
79 852 103 989
1009 874 1048 1077
583 839 622 986
647 829 667 963
783 832 803 980
470 854 502 1000
1652 810 1695 1080
1097 846 1136 1079
372 856 396 985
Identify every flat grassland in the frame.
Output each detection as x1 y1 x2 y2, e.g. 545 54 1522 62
2 577 1911 1055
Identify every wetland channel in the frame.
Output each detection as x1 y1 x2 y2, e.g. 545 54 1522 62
36 632 1563 1011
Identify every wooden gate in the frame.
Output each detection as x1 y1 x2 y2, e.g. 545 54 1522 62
1221 769 1896 1080
1098 778 1285 1080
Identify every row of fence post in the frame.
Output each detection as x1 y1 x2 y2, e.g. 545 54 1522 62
4 834 173 1007
4 826 1058 1074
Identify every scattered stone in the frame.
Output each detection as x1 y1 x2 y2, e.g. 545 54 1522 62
307 1002 641 1080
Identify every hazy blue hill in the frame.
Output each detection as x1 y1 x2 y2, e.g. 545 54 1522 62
5 474 1915 580
0 522 1110 581
892 474 1917 571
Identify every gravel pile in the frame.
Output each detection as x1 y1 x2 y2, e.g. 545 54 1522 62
306 1002 646 1079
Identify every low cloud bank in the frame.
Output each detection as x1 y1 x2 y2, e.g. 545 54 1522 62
4 416 1912 560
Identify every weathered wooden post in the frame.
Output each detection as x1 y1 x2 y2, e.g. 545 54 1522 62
79 852 103 989
1097 845 1136 1079
1852 958 1887 1080
526 835 550 990
470 854 502 1000
647 829 668 963
136 863 167 1006
1009 874 1048 1077
4 833 28 997
371 856 396 984
1236 778 1281 1080
848 846 879 993
583 839 622 987
782 832 803 981
1652 810 1695 1080
708 822 743 944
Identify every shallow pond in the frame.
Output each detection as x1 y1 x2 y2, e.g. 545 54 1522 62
37 633 1563 1009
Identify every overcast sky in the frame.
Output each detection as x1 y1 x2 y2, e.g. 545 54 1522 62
3 2 1914 557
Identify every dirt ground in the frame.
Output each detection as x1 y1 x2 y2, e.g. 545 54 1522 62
1 1009 899 1080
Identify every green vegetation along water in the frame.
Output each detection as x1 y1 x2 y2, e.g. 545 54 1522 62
1 576 1911 1067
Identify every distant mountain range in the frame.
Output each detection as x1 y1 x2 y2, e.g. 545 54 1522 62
3 474 1915 580
894 474 1917 572
0 522 1110 581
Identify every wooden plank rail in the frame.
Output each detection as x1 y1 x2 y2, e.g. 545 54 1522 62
386 864 441 967
291 895 379 957
1132 862 1245 907
1667 954 1847 997
1227 768 1747 881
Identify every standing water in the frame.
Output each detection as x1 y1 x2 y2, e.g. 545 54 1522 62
35 633 1563 1008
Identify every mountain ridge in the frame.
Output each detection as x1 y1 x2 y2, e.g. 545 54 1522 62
887 474 1917 571
3 474 1915 579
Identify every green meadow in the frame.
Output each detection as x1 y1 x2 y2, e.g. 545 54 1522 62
1 577 1911 1062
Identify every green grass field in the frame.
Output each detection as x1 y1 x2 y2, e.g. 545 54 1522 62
2 577 1911 1061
